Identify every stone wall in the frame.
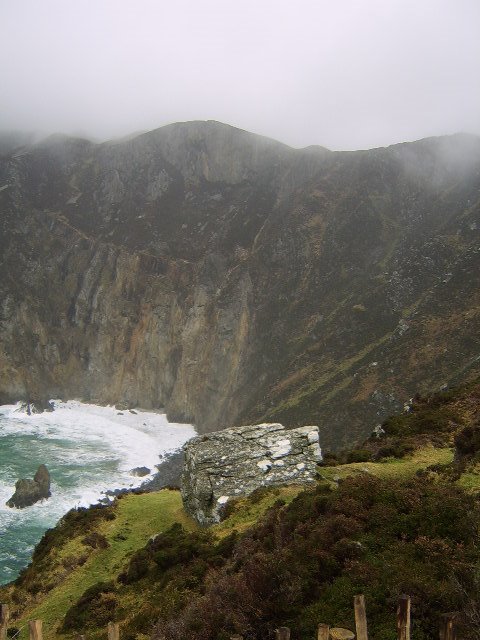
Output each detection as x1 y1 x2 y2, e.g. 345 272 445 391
181 423 322 525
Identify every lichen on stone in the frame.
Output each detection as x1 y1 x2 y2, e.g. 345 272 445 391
181 423 322 525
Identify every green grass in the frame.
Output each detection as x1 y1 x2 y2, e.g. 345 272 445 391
319 445 454 486
212 484 305 538
456 463 480 492
9 443 480 640
14 490 196 640
9 486 306 640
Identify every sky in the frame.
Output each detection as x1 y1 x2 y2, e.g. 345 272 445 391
0 0 479 151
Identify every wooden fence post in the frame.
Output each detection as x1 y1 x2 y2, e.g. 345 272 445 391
275 627 290 640
397 595 411 640
317 624 330 640
439 614 457 640
354 595 368 640
28 620 42 640
0 605 10 640
108 622 120 640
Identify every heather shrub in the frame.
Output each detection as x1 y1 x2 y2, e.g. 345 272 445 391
82 531 109 549
63 581 116 630
454 421 480 460
61 461 480 640
346 449 372 463
151 475 479 640
118 549 151 584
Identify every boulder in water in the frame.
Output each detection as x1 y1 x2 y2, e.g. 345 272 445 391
19 399 54 415
6 464 51 508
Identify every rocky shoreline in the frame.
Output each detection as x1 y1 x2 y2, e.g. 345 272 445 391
101 450 185 502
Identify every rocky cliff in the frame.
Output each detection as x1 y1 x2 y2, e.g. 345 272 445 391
1 121 480 448
181 423 321 525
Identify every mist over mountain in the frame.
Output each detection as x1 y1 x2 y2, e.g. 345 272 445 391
1 121 479 449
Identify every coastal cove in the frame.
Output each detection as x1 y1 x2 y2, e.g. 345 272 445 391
0 400 195 584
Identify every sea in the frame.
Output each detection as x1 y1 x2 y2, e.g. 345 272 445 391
0 400 195 585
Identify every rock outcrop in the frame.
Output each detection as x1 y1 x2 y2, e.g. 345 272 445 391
6 464 51 508
130 466 150 477
1 122 480 449
18 399 54 415
181 423 322 525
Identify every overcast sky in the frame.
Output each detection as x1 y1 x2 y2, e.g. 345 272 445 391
1 0 479 150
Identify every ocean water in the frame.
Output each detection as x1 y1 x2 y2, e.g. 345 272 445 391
0 400 195 585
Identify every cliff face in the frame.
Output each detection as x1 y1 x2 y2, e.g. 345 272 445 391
1 121 480 448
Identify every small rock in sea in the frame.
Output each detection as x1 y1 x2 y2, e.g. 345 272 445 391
130 466 151 477
18 399 54 415
129 409 137 414
7 464 51 508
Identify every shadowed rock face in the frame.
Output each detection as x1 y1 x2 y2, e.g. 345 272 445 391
181 423 321 525
6 465 51 508
1 121 480 449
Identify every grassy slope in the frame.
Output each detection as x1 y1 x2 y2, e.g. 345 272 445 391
3 445 468 640
319 446 454 485
3 379 480 639
1 486 307 640
8 491 195 640
213 484 304 537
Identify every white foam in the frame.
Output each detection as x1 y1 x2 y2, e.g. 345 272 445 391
0 400 195 524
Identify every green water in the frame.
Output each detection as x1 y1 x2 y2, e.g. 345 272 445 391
0 401 194 584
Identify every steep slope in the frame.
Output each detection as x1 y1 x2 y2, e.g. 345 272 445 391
2 451 479 640
2 379 480 640
1 122 480 448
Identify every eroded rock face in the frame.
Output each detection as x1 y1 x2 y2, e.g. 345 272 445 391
181 423 322 525
1 122 480 449
7 464 51 508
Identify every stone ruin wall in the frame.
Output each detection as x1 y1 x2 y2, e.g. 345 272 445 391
181 423 322 525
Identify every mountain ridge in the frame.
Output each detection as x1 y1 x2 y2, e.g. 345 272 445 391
5 120 479 155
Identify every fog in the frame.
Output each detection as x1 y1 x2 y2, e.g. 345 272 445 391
1 0 479 151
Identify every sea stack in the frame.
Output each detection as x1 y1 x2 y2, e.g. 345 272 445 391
6 464 51 508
